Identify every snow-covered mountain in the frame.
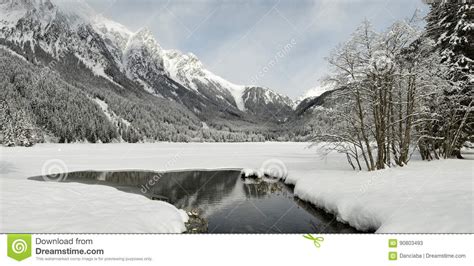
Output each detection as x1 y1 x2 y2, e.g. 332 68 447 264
0 0 125 85
241 86 294 122
0 0 295 124
291 81 340 118
162 49 295 121
299 83 334 101
163 49 246 112
295 82 336 107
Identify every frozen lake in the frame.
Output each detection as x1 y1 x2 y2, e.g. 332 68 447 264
1 143 472 233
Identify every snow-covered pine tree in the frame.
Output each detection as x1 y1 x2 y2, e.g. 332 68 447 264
4 110 36 147
0 100 10 145
0 97 37 147
425 0 473 82
13 109 37 147
1 102 16 147
422 0 473 158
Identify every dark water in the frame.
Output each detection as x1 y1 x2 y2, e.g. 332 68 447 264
29 170 361 233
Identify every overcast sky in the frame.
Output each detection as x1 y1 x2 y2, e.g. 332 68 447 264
85 0 428 99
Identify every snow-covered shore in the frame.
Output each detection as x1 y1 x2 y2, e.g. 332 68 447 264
288 159 473 233
1 143 472 233
0 178 188 233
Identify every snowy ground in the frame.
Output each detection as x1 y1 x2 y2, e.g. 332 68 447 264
0 143 472 233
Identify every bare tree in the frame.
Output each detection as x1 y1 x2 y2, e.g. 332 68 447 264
315 16 452 171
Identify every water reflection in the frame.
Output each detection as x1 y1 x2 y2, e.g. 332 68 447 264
29 170 362 233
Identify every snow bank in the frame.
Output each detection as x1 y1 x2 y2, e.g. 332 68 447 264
0 144 193 233
0 178 187 233
241 168 259 178
289 160 473 233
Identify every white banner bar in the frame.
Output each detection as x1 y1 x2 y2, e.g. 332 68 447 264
1 234 472 266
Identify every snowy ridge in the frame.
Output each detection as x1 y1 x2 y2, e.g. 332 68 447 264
162 48 297 112
0 0 295 121
0 0 120 83
243 86 294 107
90 11 294 113
202 69 247 111
163 49 247 111
122 28 166 83
92 14 131 69
85 4 293 114
0 0 30 26
0 45 28 62
298 82 335 103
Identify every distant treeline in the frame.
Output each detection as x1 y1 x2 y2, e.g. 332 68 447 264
0 49 270 146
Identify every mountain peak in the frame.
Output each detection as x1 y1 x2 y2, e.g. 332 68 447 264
0 0 55 24
130 28 163 51
135 27 153 38
299 82 336 102
54 0 96 20
0 0 98 28
0 0 51 10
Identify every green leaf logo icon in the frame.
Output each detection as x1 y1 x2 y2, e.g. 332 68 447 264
7 234 32 261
